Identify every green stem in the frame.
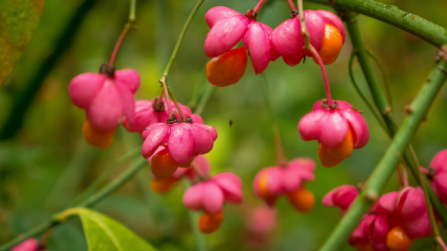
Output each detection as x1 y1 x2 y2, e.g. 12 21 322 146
107 0 137 66
161 0 205 77
366 50 393 109
261 74 286 166
348 52 388 133
193 84 216 116
129 0 136 22
345 11 447 226
168 88 187 121
69 147 141 207
182 179 208 251
305 0 447 48
0 158 147 251
320 59 447 251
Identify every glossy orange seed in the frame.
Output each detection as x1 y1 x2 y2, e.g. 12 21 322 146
313 24 343 65
287 187 315 213
82 120 116 150
206 47 247 87
150 149 179 179
386 226 413 251
318 129 354 167
198 210 224 234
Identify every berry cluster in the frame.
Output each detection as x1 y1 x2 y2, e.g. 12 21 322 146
323 150 447 251
253 158 316 212
204 5 345 87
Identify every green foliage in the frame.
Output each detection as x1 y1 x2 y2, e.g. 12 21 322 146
59 208 158 251
0 0 44 86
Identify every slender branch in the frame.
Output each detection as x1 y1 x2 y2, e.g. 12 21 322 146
304 0 447 48
182 179 208 251
253 0 266 12
320 59 447 251
287 0 297 11
261 74 286 166
193 84 216 116
108 0 137 66
168 88 187 121
366 50 393 109
297 0 310 49
69 147 141 207
0 158 147 251
348 52 388 133
160 75 173 116
161 0 205 77
129 0 136 22
344 11 447 227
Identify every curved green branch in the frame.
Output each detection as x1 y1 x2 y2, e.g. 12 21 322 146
305 0 447 47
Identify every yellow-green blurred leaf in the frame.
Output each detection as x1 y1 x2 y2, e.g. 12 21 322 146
59 208 158 251
0 0 44 86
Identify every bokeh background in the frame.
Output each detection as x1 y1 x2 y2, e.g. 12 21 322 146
1 0 447 250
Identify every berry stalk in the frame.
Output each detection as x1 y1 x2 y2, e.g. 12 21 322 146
287 0 297 11
108 0 137 66
309 46 334 106
297 0 310 49
168 88 187 121
253 0 266 12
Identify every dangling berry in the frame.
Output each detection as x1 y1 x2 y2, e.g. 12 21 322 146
82 120 116 150
253 158 316 211
11 238 46 251
313 24 343 65
287 186 315 213
198 210 224 234
150 148 179 179
298 100 369 167
386 226 413 251
206 47 247 87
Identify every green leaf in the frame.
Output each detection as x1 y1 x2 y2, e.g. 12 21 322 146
58 208 158 251
0 0 44 86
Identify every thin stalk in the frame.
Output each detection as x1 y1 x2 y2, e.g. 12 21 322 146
69 147 141 207
287 0 297 11
0 158 147 251
158 0 205 117
345 11 447 226
349 52 388 133
320 59 447 251
161 0 205 77
160 75 173 116
304 0 447 48
182 179 208 251
108 0 137 66
194 84 216 116
297 0 310 49
309 46 334 106
168 88 187 121
367 50 393 109
253 0 266 12
261 74 286 166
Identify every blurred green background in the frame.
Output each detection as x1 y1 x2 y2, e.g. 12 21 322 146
1 0 447 250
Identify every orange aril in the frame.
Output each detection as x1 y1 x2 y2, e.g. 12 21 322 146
198 210 224 234
206 47 247 87
318 129 354 167
386 226 413 251
150 148 179 179
82 120 116 150
313 24 343 65
150 177 176 193
287 187 315 213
